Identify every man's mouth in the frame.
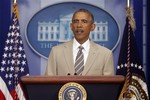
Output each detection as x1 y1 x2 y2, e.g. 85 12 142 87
76 30 84 34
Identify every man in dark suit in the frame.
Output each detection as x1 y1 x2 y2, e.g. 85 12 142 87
46 9 114 75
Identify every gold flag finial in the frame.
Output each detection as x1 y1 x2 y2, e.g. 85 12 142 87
12 0 19 19
14 0 17 4
127 0 130 8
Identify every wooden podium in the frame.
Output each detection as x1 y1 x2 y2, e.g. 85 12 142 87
21 75 125 100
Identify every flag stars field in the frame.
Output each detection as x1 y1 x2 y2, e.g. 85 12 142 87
10 66 14 71
6 39 10 44
0 67 5 72
117 63 144 71
4 46 9 51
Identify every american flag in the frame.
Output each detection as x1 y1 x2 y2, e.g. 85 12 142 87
0 2 29 100
116 7 149 100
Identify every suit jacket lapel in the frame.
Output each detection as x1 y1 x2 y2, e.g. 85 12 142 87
82 42 97 75
63 40 75 74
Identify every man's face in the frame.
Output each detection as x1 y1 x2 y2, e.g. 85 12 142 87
70 12 95 44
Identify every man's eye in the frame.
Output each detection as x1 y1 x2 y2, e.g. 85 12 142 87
82 20 87 23
72 20 78 23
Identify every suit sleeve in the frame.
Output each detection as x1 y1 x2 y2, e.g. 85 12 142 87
45 47 57 75
103 51 115 75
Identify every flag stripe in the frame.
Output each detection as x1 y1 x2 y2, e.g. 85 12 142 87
0 77 13 100
16 84 26 100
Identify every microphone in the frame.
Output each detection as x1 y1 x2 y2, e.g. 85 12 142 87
74 73 77 75
67 73 71 75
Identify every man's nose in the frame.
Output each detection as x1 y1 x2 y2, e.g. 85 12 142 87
77 21 83 27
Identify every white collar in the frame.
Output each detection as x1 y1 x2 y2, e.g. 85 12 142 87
73 38 90 51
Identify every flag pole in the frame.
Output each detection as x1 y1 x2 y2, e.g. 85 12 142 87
126 0 131 99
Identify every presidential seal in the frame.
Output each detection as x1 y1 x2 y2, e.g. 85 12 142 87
58 82 87 100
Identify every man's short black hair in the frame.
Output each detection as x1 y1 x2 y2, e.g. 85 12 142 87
72 9 94 23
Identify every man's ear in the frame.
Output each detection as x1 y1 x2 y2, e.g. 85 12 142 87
90 24 96 31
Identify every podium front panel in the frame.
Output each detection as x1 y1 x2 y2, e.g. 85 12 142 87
21 76 125 100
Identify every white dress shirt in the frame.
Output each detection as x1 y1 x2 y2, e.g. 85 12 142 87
73 38 90 65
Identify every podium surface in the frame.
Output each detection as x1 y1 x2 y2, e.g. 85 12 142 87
21 75 125 100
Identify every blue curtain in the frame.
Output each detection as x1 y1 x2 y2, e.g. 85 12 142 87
146 0 150 97
0 0 11 62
